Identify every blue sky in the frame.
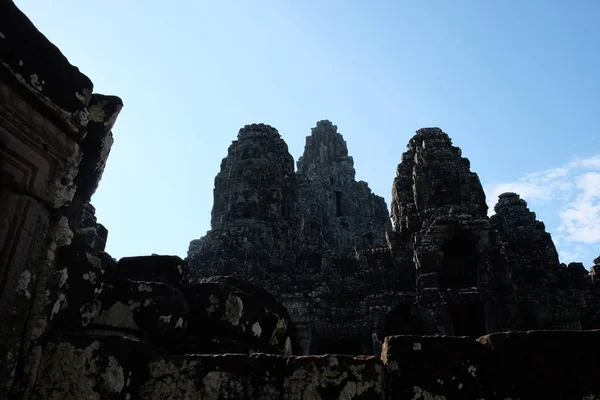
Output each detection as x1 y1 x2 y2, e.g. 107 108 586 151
18 1 600 266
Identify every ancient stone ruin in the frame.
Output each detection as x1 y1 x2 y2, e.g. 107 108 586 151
1 2 600 399
187 124 596 355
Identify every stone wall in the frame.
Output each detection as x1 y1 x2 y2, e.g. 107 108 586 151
0 2 122 396
491 192 589 330
26 330 600 400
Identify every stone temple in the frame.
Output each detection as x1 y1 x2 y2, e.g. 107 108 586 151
187 122 596 356
2 2 600 399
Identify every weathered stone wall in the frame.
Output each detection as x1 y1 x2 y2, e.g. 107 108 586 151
83 256 295 357
279 249 418 355
26 330 600 400
389 128 517 337
382 331 600 400
0 8 298 398
584 257 600 329
0 2 122 396
491 192 589 330
142 353 384 400
382 335 488 399
478 330 600 399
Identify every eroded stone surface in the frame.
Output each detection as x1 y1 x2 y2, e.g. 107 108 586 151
491 192 589 330
21 331 600 400
0 1 93 137
183 279 293 355
0 191 49 395
585 258 600 329
141 353 384 400
30 335 166 400
297 120 391 254
0 2 122 396
387 128 516 337
381 335 487 400
52 237 118 330
478 330 600 399
284 355 384 400
75 203 108 252
93 279 188 349
118 255 188 289
188 123 300 284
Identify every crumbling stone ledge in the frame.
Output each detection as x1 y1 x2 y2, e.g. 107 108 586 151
142 353 383 400
27 330 600 400
382 331 600 400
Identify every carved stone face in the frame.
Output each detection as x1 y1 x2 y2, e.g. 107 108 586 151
213 126 297 226
229 189 260 219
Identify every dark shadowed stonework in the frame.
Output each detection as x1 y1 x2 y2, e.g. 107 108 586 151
0 1 122 395
187 123 300 282
189 124 598 354
188 121 408 355
296 120 391 254
3 1 600 398
490 192 590 330
388 128 517 337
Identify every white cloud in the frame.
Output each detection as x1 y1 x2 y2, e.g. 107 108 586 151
559 245 586 265
486 167 574 212
559 172 600 243
571 155 600 169
485 155 600 264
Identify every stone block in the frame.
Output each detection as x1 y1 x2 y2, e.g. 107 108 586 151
118 255 187 288
0 1 94 137
140 354 383 400
141 353 286 400
183 282 290 353
478 330 600 399
77 221 108 252
200 275 278 310
283 355 384 400
30 335 166 400
381 335 487 400
93 279 188 348
56 237 118 328
174 336 282 355
74 94 122 202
